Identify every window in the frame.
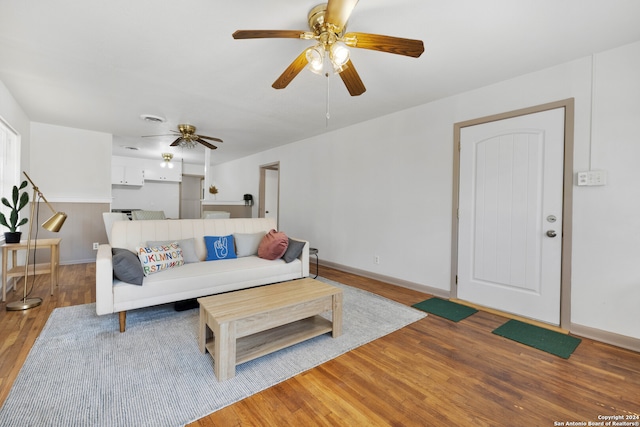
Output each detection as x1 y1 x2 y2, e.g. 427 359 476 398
0 117 21 237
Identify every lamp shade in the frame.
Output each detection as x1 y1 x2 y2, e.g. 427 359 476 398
42 212 67 232
330 43 350 67
305 45 325 74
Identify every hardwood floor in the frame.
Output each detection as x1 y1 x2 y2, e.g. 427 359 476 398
1 263 639 426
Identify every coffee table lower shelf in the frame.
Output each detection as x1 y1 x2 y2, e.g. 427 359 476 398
205 315 332 366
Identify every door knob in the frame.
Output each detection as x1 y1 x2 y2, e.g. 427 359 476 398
546 230 557 238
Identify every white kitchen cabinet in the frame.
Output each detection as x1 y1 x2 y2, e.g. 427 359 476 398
111 164 144 186
143 160 182 182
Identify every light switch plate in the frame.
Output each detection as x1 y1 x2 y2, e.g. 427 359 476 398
577 170 607 186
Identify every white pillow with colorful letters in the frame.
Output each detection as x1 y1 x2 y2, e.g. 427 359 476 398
136 242 184 276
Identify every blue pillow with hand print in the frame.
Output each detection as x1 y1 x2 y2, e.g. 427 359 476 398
204 235 237 261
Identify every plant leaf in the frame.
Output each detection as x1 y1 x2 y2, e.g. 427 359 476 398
18 192 29 211
9 210 18 230
11 186 19 206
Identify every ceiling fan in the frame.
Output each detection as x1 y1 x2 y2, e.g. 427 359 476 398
143 124 223 150
232 0 424 96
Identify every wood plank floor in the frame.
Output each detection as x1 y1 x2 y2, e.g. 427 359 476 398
1 263 639 426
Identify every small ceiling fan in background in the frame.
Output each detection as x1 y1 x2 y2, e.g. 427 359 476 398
143 124 223 150
232 0 424 96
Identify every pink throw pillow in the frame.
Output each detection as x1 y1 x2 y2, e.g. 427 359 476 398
258 229 289 260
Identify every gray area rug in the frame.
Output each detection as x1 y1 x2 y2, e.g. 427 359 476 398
0 277 425 426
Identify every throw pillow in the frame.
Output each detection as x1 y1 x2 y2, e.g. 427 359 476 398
112 248 144 285
234 231 266 257
282 238 305 263
258 229 289 260
136 242 184 276
204 235 237 261
147 238 199 263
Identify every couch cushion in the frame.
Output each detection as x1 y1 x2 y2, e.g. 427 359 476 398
112 256 303 311
112 248 144 285
136 242 184 276
204 235 237 261
234 231 266 257
282 238 306 263
258 229 289 260
147 238 199 264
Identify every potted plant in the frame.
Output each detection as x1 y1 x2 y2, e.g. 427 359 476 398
0 180 29 243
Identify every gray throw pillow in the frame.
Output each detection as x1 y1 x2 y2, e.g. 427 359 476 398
112 248 144 285
147 238 199 263
283 238 305 263
234 232 266 257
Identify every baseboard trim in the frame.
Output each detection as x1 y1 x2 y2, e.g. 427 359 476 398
570 323 640 353
320 261 639 353
319 260 450 299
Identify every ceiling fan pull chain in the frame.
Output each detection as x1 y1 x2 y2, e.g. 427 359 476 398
325 72 330 127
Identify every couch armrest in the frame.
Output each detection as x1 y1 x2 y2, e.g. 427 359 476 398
95 244 114 315
290 237 309 278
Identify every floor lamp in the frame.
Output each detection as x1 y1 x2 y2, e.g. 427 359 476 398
6 172 67 311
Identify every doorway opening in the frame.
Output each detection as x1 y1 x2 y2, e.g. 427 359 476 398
179 174 204 219
259 162 280 227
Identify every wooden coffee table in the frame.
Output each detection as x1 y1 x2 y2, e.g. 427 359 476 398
198 277 343 381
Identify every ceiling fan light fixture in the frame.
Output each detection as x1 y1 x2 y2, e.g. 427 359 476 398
160 152 174 168
329 42 350 68
306 44 325 74
178 139 198 149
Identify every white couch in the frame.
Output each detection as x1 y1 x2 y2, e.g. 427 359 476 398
96 218 309 331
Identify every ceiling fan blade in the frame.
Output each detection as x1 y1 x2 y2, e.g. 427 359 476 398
343 32 424 58
338 60 366 96
272 49 309 90
196 134 223 143
325 0 359 32
196 138 218 150
169 137 183 147
232 30 309 40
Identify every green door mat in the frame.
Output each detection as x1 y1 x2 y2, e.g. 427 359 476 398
492 319 581 359
412 298 478 322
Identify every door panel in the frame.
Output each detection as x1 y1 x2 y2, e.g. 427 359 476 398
457 108 565 325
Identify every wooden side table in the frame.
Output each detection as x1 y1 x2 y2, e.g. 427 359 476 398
2 238 61 302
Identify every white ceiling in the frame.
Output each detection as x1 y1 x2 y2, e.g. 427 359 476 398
1 0 640 166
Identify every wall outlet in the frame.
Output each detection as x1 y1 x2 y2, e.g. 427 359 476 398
93 242 99 250
374 255 380 264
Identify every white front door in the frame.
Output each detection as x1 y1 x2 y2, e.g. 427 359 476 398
457 108 565 325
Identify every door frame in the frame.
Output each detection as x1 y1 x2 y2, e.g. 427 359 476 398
450 99 575 329
258 161 280 226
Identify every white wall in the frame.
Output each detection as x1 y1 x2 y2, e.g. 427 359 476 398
211 40 640 341
183 162 204 177
30 122 111 201
570 41 640 338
